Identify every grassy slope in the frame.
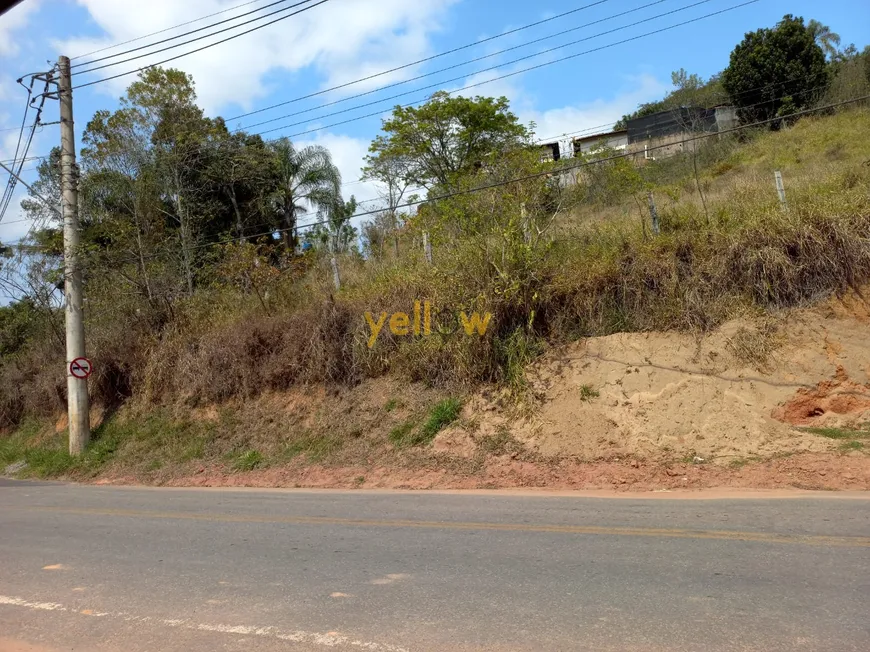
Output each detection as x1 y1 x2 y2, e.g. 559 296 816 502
3 107 870 481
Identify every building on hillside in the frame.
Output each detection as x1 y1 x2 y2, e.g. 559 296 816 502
626 105 738 160
571 129 628 157
539 141 561 162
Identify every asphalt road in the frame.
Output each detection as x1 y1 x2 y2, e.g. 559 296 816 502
1 481 868 652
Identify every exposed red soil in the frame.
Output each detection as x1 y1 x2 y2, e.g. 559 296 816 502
91 451 870 492
771 368 870 426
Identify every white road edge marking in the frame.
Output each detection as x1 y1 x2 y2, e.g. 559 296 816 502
0 595 409 651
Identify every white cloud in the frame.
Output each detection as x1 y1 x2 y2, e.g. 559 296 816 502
523 73 669 143
0 0 40 57
293 131 383 229
57 0 458 114
447 65 668 149
288 69 668 234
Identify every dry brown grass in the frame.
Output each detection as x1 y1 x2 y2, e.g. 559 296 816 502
725 319 785 371
3 107 870 440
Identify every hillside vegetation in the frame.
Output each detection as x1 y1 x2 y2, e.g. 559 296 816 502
2 105 870 482
2 10 870 482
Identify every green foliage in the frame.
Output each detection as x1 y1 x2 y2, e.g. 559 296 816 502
803 422 870 454
722 15 829 124
615 69 726 129
24 448 76 477
388 420 417 447
280 433 342 463
802 426 870 440
270 138 342 251
0 298 41 358
806 20 841 60
495 328 542 393
821 44 870 106
305 195 359 253
3 411 216 479
420 398 462 441
233 449 263 472
579 385 600 401
367 91 531 190
5 52 870 476
387 399 462 448
0 433 27 465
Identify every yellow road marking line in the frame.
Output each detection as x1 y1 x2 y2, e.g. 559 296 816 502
8 505 870 548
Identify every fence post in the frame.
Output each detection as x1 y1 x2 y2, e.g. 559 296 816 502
521 202 531 244
330 255 341 290
774 170 787 209
647 191 660 235
423 231 432 264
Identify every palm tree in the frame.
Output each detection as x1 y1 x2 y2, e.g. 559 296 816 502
270 138 341 253
807 19 841 60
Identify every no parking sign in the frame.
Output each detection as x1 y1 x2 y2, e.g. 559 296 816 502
69 357 93 380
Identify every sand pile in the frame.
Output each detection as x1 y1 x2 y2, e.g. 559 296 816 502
450 292 870 464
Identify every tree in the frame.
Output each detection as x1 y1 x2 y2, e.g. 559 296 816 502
20 148 62 228
119 68 221 295
671 68 704 91
367 91 530 191
721 15 829 124
807 19 841 60
615 70 725 130
206 128 279 244
819 43 870 105
360 210 398 258
361 152 413 257
79 68 227 300
308 195 358 254
269 138 341 253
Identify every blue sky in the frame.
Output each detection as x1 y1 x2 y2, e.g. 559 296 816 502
1 0 868 243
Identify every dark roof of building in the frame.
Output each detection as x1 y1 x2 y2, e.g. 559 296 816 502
573 129 627 144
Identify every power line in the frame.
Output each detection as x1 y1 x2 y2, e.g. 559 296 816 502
0 79 35 221
253 0 760 140
346 77 845 195
9 95 868 251
237 0 674 132
0 122 40 133
0 154 49 165
543 71 838 148
0 76 50 224
122 94 870 258
72 0 331 90
225 0 616 123
72 0 320 73
22 66 838 168
69 0 273 61
18 68 836 194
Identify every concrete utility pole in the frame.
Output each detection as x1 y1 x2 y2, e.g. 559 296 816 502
58 55 90 455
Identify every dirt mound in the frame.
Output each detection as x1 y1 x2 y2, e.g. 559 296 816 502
34 292 870 493
455 291 870 465
772 368 870 427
